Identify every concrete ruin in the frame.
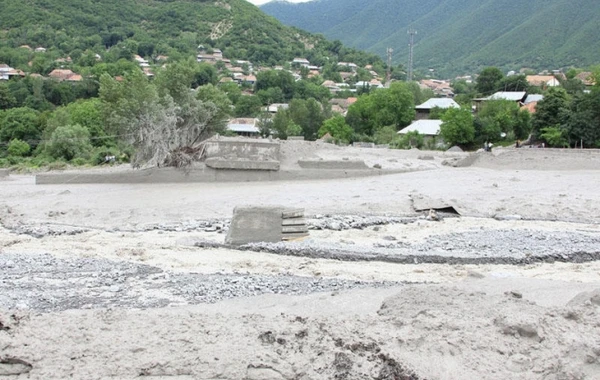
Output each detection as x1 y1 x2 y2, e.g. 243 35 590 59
225 206 309 245
203 138 280 171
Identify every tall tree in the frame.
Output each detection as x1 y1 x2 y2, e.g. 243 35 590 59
476 67 504 95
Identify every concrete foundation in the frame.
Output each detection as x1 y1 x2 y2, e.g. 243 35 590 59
35 166 417 184
225 206 308 245
297 159 369 170
205 158 280 171
0 169 9 178
204 138 280 161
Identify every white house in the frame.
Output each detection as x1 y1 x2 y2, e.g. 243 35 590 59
415 98 460 119
227 118 260 136
398 119 442 139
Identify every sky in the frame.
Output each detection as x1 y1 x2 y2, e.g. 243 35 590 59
246 0 314 5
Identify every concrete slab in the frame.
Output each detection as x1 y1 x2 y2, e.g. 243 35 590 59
297 159 369 170
35 167 420 184
225 206 285 245
205 158 280 171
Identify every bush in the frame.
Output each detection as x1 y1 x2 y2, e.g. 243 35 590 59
45 124 93 161
540 126 569 148
7 139 31 157
393 131 424 149
71 157 89 166
47 161 68 171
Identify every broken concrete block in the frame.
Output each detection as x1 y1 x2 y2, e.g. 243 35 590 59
225 206 309 245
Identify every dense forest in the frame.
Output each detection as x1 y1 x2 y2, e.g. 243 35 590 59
262 0 600 77
0 0 381 69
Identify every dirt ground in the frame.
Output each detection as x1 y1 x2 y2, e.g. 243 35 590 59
1 144 600 379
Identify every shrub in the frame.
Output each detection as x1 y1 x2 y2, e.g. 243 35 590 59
393 131 424 150
7 139 30 157
71 157 89 166
45 124 93 161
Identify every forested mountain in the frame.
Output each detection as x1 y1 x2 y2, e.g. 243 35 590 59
0 0 380 68
262 0 600 76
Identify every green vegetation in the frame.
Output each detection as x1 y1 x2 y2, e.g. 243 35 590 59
0 0 382 71
262 0 600 76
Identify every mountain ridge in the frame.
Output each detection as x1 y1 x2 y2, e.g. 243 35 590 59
261 0 600 76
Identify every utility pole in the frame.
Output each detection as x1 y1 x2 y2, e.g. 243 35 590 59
386 47 393 84
407 28 417 82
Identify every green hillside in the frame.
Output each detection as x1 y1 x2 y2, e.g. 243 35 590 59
0 0 381 68
261 0 600 76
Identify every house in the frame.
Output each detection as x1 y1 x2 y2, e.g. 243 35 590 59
526 75 560 88
143 67 154 77
34 47 46 53
419 79 454 97
134 55 149 67
213 49 223 59
0 64 12 80
338 62 358 72
265 103 289 113
241 75 256 85
354 81 383 90
48 69 82 82
227 118 260 136
292 58 310 66
398 119 443 141
489 91 527 102
473 91 528 112
197 54 216 63
576 72 595 88
415 98 460 120
524 94 543 104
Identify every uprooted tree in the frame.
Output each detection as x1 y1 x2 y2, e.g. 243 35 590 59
99 60 228 168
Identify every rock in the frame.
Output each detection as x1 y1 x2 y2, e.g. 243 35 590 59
373 163 382 169
426 209 440 221
0 358 33 376
418 155 435 161
382 236 397 241
494 214 523 221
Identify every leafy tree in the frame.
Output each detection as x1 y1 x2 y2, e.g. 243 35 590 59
0 107 41 145
45 124 93 160
255 70 295 100
373 125 398 145
394 131 424 149
288 98 327 140
346 82 415 136
497 75 529 92
563 90 600 147
531 87 570 136
293 81 331 102
7 138 30 157
476 67 504 95
234 95 262 117
476 100 530 142
256 87 285 105
318 115 353 143
540 126 568 147
0 83 16 110
196 84 233 132
440 108 475 146
271 108 292 139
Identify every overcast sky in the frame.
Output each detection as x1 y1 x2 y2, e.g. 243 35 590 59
246 0 313 5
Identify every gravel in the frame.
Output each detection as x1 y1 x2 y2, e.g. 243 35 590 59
0 253 397 313
238 228 600 265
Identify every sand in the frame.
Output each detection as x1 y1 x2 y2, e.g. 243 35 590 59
1 143 600 379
